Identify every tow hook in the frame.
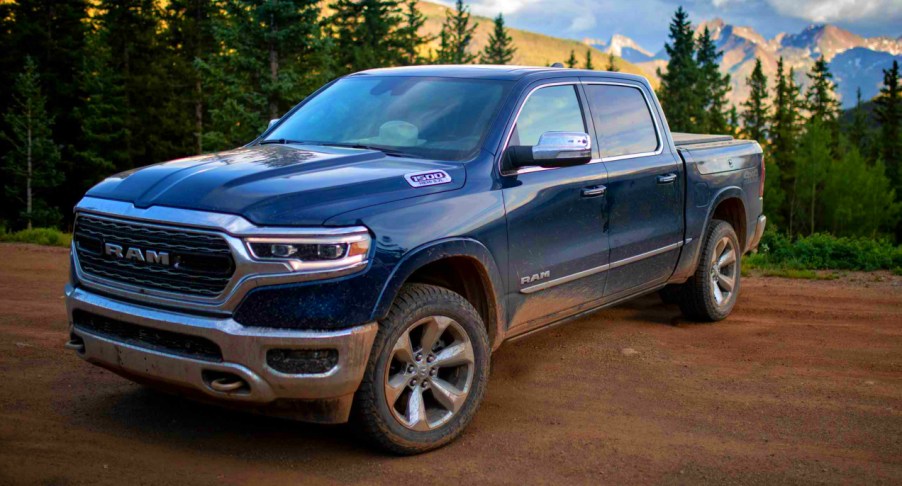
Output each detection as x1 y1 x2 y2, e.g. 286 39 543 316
65 335 85 353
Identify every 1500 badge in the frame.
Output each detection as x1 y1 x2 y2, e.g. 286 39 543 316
405 170 452 188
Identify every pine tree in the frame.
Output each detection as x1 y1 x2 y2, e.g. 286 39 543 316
822 148 899 236
199 0 326 150
740 58 769 143
794 120 832 234
162 0 219 155
397 0 432 65
329 0 405 72
657 7 702 132
480 14 516 65
696 26 731 134
875 60 901 197
848 87 871 156
728 105 739 135
584 49 594 70
1 58 63 229
437 0 477 64
771 58 803 234
0 0 89 227
805 56 841 124
565 50 577 69
605 53 619 72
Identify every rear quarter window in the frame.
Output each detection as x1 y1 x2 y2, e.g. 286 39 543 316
585 84 659 158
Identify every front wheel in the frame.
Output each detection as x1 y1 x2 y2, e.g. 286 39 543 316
353 284 490 455
677 219 741 321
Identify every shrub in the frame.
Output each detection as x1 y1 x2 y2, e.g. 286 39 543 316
747 228 902 271
0 227 71 247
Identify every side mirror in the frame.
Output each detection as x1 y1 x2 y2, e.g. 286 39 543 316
268 118 280 129
507 131 592 169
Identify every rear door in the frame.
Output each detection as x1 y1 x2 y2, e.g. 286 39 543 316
501 83 610 331
582 81 684 298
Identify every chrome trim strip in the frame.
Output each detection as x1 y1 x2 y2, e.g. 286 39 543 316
72 197 372 313
519 241 684 294
499 80 665 177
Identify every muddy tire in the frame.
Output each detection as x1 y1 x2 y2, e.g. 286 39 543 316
677 219 741 322
353 284 490 455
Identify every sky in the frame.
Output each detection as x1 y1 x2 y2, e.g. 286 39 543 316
434 0 902 53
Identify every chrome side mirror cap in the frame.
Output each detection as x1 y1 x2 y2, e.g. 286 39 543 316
507 131 592 169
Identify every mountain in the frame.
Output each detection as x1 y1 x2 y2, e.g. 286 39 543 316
415 2 651 82
627 19 900 108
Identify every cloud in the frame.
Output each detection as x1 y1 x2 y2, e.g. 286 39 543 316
765 0 902 23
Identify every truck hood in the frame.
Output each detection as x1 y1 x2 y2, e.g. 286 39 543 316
86 145 466 226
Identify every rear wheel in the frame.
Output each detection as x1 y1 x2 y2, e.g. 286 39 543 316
353 284 490 455
677 219 741 321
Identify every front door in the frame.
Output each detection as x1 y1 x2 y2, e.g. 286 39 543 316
582 82 683 298
501 83 610 331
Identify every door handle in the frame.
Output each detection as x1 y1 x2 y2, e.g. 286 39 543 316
657 173 677 184
581 185 606 198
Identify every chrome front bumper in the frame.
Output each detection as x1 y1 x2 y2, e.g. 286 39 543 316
65 285 378 423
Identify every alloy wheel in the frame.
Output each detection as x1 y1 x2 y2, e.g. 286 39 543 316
709 236 738 306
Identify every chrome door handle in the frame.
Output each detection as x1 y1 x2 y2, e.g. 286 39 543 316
581 185 606 197
657 173 677 184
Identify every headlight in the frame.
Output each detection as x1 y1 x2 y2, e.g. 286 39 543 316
244 229 371 273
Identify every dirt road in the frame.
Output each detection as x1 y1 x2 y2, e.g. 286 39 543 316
1 243 900 485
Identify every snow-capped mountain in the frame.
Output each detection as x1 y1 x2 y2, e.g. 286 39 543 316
583 34 655 63
609 20 901 108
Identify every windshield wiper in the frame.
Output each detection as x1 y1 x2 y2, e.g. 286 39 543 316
258 138 315 145
325 143 420 158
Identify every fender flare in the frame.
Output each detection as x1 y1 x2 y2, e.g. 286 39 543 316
673 186 747 282
371 238 506 349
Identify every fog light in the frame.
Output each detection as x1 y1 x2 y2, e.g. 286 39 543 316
266 348 338 374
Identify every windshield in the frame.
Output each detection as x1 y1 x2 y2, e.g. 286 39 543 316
264 76 512 161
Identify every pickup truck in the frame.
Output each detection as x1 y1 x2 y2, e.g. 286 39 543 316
65 66 765 454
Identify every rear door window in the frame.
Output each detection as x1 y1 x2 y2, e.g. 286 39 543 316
584 84 659 158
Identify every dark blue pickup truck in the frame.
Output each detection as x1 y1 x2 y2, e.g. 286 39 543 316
65 66 765 454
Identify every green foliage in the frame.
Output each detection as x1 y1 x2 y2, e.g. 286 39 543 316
605 53 618 72
565 49 577 69
0 227 71 247
875 60 901 201
2 57 63 229
822 149 900 236
199 0 327 150
398 0 432 65
792 120 832 235
480 14 516 65
695 27 731 134
805 56 841 125
657 7 702 132
740 58 769 143
437 0 477 64
329 0 408 72
747 228 902 271
584 49 594 70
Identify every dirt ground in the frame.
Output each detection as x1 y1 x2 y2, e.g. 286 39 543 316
1 243 900 485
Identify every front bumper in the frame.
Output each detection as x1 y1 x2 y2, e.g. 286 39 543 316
65 285 378 423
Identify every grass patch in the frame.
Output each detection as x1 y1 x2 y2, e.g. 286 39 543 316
747 229 902 272
0 227 71 247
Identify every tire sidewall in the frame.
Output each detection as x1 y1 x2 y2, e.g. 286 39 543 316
365 287 490 450
700 221 741 319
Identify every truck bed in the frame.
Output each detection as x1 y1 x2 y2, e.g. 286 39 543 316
672 132 735 146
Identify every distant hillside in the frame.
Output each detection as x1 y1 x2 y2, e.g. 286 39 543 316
416 2 654 85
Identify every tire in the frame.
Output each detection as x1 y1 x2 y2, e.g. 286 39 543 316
677 219 742 321
353 283 490 455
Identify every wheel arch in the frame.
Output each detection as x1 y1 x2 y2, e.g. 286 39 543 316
372 238 506 350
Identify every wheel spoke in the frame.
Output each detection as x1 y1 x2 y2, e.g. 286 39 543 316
430 377 466 413
392 329 415 363
433 342 474 368
385 373 408 407
718 248 736 267
718 274 735 293
406 386 430 431
420 316 452 354
713 281 724 304
713 238 726 262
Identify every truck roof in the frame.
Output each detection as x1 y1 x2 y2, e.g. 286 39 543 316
353 65 650 84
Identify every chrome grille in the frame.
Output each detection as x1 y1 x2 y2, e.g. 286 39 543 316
73 214 235 297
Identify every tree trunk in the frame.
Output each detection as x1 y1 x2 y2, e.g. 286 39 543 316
195 78 203 154
810 183 816 235
26 114 32 231
269 8 279 120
